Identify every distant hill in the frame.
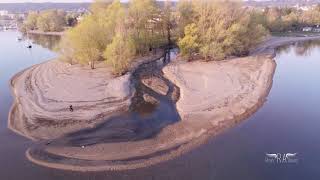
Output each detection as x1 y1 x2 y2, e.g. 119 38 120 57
0 2 179 13
245 0 320 7
0 3 91 13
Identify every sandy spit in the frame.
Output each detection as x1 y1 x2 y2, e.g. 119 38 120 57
26 55 276 172
10 36 320 171
9 60 134 140
8 51 164 140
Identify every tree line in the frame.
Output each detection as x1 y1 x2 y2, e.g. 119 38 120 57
177 0 268 61
21 9 78 32
252 5 320 32
60 0 175 75
59 0 269 75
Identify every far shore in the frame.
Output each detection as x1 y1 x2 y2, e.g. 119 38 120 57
250 35 320 56
9 35 320 171
27 30 65 36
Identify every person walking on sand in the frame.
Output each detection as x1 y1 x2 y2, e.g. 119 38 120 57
69 105 74 112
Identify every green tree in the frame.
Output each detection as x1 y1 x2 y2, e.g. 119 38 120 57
89 0 112 14
65 13 78 27
129 0 158 54
282 11 299 31
162 0 174 45
25 12 38 30
178 0 268 61
59 36 75 64
301 7 320 25
104 33 136 75
178 23 199 59
36 10 66 32
37 12 50 32
63 16 105 69
177 0 195 37
59 0 125 69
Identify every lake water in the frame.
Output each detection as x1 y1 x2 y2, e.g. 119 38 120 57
1 31 320 179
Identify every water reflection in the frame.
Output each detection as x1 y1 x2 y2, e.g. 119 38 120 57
22 33 61 51
277 40 320 57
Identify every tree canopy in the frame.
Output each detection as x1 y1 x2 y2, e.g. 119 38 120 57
36 10 66 32
255 5 320 32
60 0 170 74
178 0 268 60
59 0 269 74
22 9 75 32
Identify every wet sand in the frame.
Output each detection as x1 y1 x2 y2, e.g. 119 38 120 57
8 36 320 171
9 60 134 140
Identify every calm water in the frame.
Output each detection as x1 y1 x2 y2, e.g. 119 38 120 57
1 31 320 179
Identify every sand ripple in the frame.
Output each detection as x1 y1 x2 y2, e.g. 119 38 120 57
9 60 133 140
8 48 279 171
21 56 275 171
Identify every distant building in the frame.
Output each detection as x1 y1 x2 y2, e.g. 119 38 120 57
302 27 312 32
76 11 90 23
313 28 320 33
0 10 9 16
292 4 312 11
76 15 84 23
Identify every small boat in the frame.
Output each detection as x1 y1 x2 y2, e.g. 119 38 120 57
26 32 32 48
17 37 23 41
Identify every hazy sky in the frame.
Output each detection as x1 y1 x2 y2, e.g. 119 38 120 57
0 0 181 3
0 0 93 2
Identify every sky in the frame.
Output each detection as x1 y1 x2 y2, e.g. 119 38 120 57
0 0 93 2
0 0 176 2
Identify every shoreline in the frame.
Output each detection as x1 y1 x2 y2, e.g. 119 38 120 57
8 51 165 140
27 30 65 36
8 36 320 171
250 35 320 56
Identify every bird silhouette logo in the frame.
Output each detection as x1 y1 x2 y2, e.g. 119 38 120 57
265 153 298 163
265 153 278 159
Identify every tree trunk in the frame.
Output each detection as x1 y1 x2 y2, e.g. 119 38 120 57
91 60 95 69
167 23 171 46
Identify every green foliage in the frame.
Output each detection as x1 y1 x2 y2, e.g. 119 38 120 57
301 8 320 25
60 0 169 72
24 11 38 30
64 15 106 68
60 0 127 69
65 13 78 27
178 23 199 59
104 33 136 75
36 13 50 32
178 0 268 61
24 10 66 32
58 35 75 64
177 0 195 37
129 0 158 54
59 0 270 72
37 10 66 32
261 6 320 32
